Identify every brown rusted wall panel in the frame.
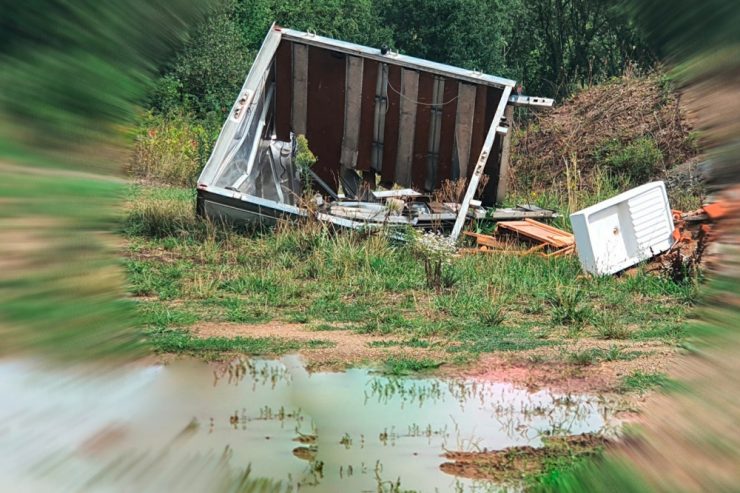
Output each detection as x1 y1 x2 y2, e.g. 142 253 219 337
380 64 402 186
274 42 505 196
411 72 434 191
435 79 459 188
356 59 378 172
274 40 293 141
340 56 364 169
292 43 309 135
480 86 505 205
306 47 346 189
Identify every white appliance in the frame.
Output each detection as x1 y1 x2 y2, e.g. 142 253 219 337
570 181 674 275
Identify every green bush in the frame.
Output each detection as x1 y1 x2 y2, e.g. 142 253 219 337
598 137 664 183
168 1 253 116
148 75 185 115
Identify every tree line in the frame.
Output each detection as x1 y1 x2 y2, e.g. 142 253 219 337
150 0 654 122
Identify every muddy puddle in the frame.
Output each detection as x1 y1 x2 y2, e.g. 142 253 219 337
0 356 617 492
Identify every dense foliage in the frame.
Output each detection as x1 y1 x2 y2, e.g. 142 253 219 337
149 0 653 119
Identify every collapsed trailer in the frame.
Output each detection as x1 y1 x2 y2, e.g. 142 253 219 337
196 25 553 239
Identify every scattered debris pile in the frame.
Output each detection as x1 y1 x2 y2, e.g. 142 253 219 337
653 200 731 278
460 181 732 282
498 219 575 255
196 26 554 233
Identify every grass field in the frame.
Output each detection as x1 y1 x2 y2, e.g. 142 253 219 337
123 185 696 374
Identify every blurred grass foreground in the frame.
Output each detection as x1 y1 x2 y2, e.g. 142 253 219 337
0 0 211 359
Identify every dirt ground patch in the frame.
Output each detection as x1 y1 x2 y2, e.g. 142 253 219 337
453 340 678 394
190 321 679 395
440 433 610 482
191 322 450 370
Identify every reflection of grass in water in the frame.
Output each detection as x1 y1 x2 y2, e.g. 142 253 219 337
212 358 293 388
366 377 445 407
405 423 448 439
368 374 610 449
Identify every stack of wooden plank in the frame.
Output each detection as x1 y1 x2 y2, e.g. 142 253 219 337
462 219 575 257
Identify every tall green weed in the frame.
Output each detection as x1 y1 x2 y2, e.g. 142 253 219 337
129 111 217 186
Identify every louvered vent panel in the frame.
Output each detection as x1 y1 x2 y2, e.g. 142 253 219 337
628 188 671 250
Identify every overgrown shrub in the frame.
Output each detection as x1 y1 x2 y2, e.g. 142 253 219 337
661 227 708 286
511 73 698 196
598 137 664 183
295 134 318 192
129 111 216 186
148 75 185 116
168 1 253 116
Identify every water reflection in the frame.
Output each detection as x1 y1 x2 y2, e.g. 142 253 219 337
0 356 616 492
